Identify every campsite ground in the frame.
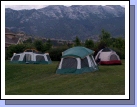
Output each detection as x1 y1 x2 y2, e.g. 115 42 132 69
5 60 125 95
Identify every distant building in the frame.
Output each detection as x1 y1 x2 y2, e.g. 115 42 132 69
16 31 26 37
5 28 23 48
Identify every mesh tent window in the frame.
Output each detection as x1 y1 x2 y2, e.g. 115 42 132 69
12 55 20 61
46 55 51 61
81 57 89 68
102 48 112 52
62 57 77 69
23 54 31 62
36 55 45 61
110 54 118 60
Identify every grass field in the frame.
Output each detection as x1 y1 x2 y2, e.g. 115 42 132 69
5 60 125 95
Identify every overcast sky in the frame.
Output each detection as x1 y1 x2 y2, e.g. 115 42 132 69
5 5 48 10
5 5 70 10
5 5 125 10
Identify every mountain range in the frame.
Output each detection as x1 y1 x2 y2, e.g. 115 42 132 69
5 5 125 41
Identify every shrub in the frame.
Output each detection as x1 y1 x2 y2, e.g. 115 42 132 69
110 47 125 59
49 47 68 61
6 44 26 59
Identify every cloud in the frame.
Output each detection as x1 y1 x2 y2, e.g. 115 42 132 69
5 5 48 10
121 5 125 7
5 5 125 10
5 5 72 10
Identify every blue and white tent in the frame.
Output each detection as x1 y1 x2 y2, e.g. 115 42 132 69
11 49 52 64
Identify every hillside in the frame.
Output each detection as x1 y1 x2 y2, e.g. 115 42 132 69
5 5 125 41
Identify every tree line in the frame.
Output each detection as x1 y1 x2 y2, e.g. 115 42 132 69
6 29 125 60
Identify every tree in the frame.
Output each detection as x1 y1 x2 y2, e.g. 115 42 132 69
42 39 53 52
74 36 81 46
23 38 32 43
33 40 43 52
67 42 73 48
107 37 125 59
46 39 52 50
84 39 94 49
6 44 26 59
112 37 125 50
49 47 68 61
99 29 111 46
24 43 34 49
97 41 107 50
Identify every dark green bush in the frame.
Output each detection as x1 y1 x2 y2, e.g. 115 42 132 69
6 44 26 59
49 47 69 61
110 47 125 59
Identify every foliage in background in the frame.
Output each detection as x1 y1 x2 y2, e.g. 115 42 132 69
23 38 32 43
6 44 26 59
93 29 125 59
33 40 44 52
46 39 52 51
5 29 125 60
74 36 81 46
99 29 111 47
49 46 69 61
84 39 94 49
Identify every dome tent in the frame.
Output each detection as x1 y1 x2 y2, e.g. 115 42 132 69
95 47 122 65
10 49 52 64
56 46 98 74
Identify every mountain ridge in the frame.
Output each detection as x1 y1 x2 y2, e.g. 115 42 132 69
5 5 125 41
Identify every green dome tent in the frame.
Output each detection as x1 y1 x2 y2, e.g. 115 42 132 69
56 46 98 74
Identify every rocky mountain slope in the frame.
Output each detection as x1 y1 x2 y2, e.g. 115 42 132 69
5 5 125 41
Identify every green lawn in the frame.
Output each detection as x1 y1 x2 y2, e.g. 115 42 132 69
5 60 125 95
